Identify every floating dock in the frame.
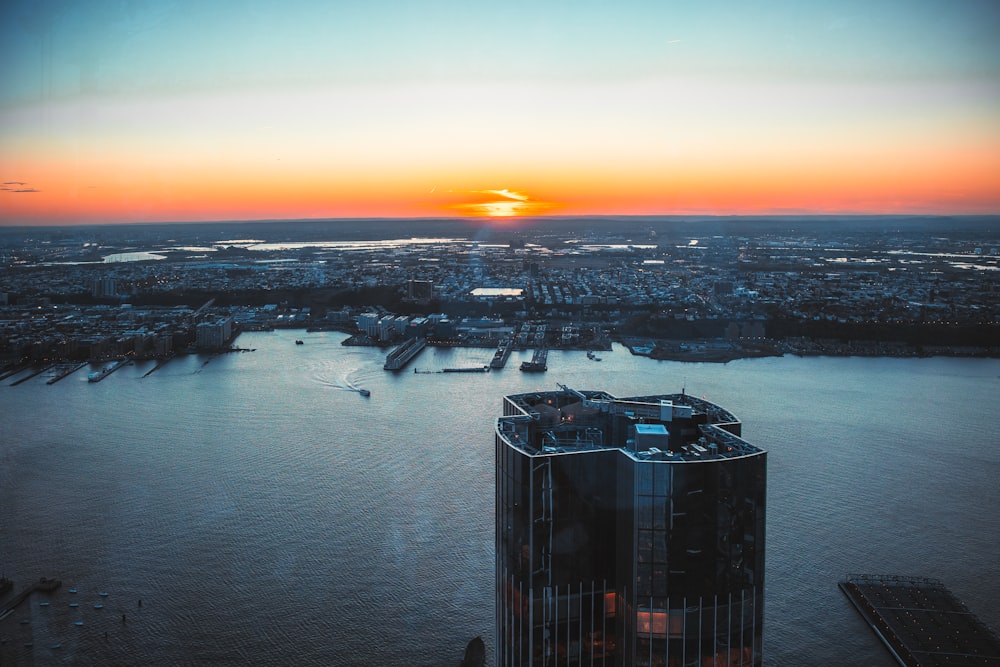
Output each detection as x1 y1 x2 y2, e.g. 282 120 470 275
384 337 427 371
840 574 1000 666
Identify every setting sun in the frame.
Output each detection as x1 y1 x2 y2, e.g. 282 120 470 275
443 189 559 218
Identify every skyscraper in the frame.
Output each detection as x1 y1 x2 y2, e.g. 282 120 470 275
496 387 766 666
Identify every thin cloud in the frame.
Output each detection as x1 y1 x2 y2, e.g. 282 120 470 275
473 189 530 202
2 180 40 193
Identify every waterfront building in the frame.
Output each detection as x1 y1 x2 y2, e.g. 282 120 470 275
496 387 766 666
357 312 380 338
195 316 233 349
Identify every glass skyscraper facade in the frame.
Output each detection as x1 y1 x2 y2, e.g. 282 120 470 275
496 388 766 667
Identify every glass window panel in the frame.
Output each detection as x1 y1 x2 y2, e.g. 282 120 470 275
653 533 667 563
654 500 667 530
638 467 653 495
638 496 653 527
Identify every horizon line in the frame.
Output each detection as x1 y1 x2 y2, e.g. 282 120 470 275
3 211 1000 229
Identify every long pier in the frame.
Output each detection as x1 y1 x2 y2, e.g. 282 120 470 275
9 365 53 386
384 337 427 371
490 337 515 369
0 578 61 621
519 347 548 372
46 362 87 384
840 574 1000 666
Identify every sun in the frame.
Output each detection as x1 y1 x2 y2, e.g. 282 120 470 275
443 189 558 218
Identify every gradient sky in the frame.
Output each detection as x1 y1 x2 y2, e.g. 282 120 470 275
2 0 999 224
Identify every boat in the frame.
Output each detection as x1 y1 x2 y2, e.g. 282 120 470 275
359 389 371 397
295 340 304 345
87 366 114 382
443 366 490 373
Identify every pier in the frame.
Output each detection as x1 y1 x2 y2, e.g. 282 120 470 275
840 574 1000 666
519 347 548 372
490 337 515 369
384 337 427 371
46 362 87 384
87 358 130 382
9 365 52 386
0 578 61 621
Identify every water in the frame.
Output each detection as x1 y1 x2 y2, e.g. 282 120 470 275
2 333 998 666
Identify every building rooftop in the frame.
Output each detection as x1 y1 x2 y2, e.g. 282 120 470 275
497 386 763 462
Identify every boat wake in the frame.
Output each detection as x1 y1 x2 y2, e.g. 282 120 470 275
311 367 369 395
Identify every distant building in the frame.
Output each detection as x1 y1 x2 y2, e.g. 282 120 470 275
92 277 117 298
357 312 381 338
496 387 766 666
407 279 434 303
195 316 233 349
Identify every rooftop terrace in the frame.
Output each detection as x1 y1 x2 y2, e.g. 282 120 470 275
497 386 762 462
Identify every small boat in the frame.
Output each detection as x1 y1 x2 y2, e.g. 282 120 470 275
69 602 79 607
94 603 104 609
295 340 304 345
74 620 84 626
39 601 50 607
99 591 108 597
359 389 371 397
68 588 77 594
87 366 114 382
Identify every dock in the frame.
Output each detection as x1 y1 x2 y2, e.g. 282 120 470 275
0 364 31 382
520 347 548 372
490 337 515 369
10 365 55 386
0 578 61 621
840 574 1000 666
142 354 175 377
46 362 87 384
384 337 427 371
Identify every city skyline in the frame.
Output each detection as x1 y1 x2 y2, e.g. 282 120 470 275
2 1 1000 225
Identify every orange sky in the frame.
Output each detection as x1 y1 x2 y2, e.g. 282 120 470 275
2 2 999 224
